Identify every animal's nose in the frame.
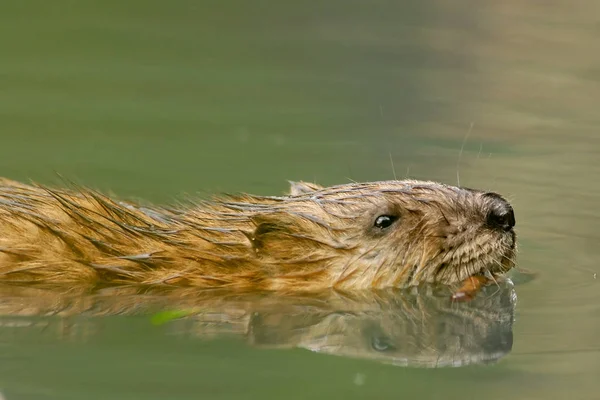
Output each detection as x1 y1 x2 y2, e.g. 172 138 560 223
484 193 515 232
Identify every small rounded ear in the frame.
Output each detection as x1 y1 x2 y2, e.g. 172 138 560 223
247 213 311 260
288 181 324 196
247 212 343 264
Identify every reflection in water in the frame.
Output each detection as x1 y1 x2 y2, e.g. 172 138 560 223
0 281 516 368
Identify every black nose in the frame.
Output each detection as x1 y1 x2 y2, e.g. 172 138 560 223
484 193 515 232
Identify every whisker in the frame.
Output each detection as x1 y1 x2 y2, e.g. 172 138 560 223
389 153 397 180
456 121 474 187
483 266 500 288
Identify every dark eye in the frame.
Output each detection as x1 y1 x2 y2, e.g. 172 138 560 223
374 215 398 229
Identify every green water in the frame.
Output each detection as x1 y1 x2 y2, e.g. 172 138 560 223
1 1 599 399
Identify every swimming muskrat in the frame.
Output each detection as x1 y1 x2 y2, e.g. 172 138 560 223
0 178 516 291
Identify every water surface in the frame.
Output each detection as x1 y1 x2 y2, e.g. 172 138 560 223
0 1 599 399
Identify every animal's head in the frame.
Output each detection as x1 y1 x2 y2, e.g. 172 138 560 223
248 180 516 289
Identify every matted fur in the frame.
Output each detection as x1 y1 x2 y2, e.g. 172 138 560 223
0 178 516 291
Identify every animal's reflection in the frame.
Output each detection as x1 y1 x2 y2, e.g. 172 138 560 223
0 281 516 368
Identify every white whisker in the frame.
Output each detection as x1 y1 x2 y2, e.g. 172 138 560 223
456 121 474 187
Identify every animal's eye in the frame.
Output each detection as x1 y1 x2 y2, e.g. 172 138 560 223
371 336 394 352
374 215 398 229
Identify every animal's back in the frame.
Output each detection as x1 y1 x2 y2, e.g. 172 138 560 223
0 178 269 288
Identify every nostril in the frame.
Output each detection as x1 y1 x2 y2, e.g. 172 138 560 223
487 210 514 231
483 193 515 232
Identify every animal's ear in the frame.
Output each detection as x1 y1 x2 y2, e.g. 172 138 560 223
247 213 306 260
247 212 339 263
288 181 324 196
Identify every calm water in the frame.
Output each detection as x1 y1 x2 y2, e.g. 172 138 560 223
0 1 599 399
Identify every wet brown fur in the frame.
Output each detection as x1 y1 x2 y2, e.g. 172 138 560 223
0 178 516 291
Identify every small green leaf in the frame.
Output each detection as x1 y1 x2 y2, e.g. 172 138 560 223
150 309 194 326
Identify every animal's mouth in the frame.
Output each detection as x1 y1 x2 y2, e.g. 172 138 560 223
477 239 517 279
440 233 517 285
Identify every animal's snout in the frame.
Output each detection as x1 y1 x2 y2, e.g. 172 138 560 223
483 193 515 232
